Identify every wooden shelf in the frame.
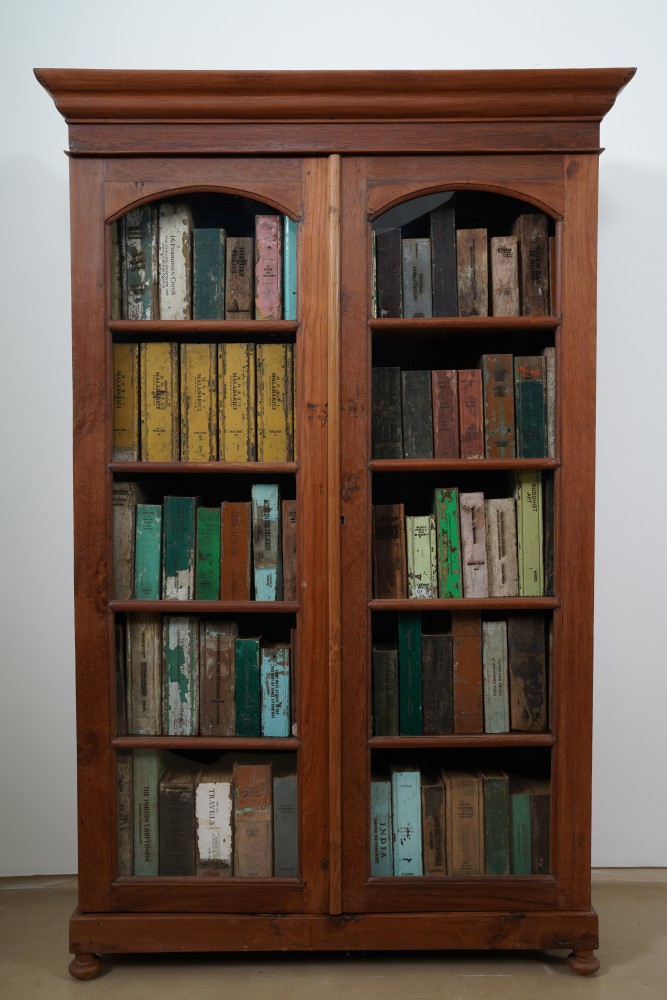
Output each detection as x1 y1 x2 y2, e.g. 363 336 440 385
113 736 300 751
369 597 559 612
110 600 299 614
110 319 298 337
369 316 560 333
370 458 559 472
369 734 556 749
110 461 299 476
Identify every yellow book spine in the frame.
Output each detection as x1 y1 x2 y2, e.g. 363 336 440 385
256 343 294 462
112 342 139 461
219 342 256 462
516 471 544 596
180 343 218 461
140 342 180 461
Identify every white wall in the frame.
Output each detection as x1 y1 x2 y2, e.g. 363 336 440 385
0 0 663 875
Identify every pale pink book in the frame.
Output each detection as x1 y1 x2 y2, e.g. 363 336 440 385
255 215 283 319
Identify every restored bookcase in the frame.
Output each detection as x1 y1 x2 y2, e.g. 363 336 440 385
36 68 633 979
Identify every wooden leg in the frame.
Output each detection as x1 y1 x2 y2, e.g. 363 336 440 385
566 949 600 975
68 953 103 980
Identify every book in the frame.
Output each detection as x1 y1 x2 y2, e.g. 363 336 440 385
233 761 273 877
458 369 484 459
514 356 546 458
273 761 298 877
509 777 532 874
255 215 283 319
112 480 144 600
221 501 252 600
405 514 437 598
485 497 519 598
281 500 297 602
401 370 433 458
159 765 197 875
512 213 550 316
162 616 199 736
126 614 162 736
398 612 422 736
134 504 162 600
456 228 488 317
481 354 516 458
401 238 433 318
421 632 453 735
193 227 226 319
421 771 446 875
115 622 127 736
111 220 121 321
251 483 282 601
459 492 489 598
139 341 180 461
260 642 291 737
372 504 407 599
235 637 261 736
112 343 139 461
490 235 520 316
481 620 509 733
391 766 423 876
372 367 403 459
507 615 547 732
432 487 462 598
194 507 221 600
180 342 218 462
162 495 199 599
442 769 482 875
121 204 157 320
372 642 399 736
132 749 161 876
195 762 233 876
452 613 483 734
158 202 193 319
375 228 402 317
430 199 457 317
283 215 298 321
480 768 510 875
543 346 556 458
256 343 294 462
543 474 554 597
116 751 133 876
370 777 393 876
525 777 551 874
218 341 256 462
225 236 254 319
431 369 459 459
516 471 544 596
199 620 238 737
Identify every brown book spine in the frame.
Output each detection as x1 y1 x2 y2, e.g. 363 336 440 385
372 504 407 599
421 632 453 734
443 769 483 875
456 228 488 316
281 499 297 602
482 354 516 458
512 214 550 316
452 613 483 734
507 615 547 732
458 370 484 459
490 235 520 316
221 501 252 600
199 621 238 737
526 777 551 874
421 773 447 875
233 762 273 877
225 236 254 319
255 215 283 320
485 498 519 598
431 369 459 459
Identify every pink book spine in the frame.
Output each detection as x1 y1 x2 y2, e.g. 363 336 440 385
255 215 283 320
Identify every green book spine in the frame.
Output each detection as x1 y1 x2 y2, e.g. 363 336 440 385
510 779 532 875
235 637 261 736
398 612 422 735
132 749 161 876
283 215 297 321
162 616 199 736
193 228 226 319
162 496 199 599
433 487 462 598
516 472 544 596
195 507 221 600
482 770 510 874
514 356 546 458
134 504 162 600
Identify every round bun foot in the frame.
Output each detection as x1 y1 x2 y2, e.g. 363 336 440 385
68 953 103 980
566 950 600 976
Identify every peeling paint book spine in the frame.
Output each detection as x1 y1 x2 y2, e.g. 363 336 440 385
485 497 518 598
235 637 261 737
490 236 520 317
514 356 546 458
482 620 509 733
162 495 199 600
255 215 283 319
251 483 282 601
507 615 547 732
162 616 199 736
433 487 462 599
193 227 226 320
134 504 162 601
260 642 290 737
195 765 233 876
180 343 218 462
481 353 516 458
199 620 238 737
112 343 139 461
194 507 221 600
391 767 423 876
256 343 294 462
225 236 254 319
452 613 483 734
512 213 549 316
401 238 433 318
398 612 422 736
233 762 273 877
456 228 488 317
121 205 157 320
158 203 193 320
126 614 162 736
406 514 437 599
140 341 180 461
219 341 256 462
459 492 489 598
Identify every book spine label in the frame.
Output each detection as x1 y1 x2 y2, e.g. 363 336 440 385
281 499 297 602
401 370 433 458
372 367 403 459
370 779 393 876
255 215 283 319
140 341 180 461
158 203 193 320
132 749 160 876
162 616 199 736
373 504 407 599
490 235 520 316
235 637 261 736
126 614 162 735
482 620 509 733
391 769 423 875
433 487 462 598
459 492 489 598
195 507 221 600
256 343 294 461
456 228 488 316
159 774 196 875
375 228 402 318
219 341 256 461
401 238 433 318
458 369 484 459
273 771 299 877
406 514 437 598
195 772 233 876
482 353 516 458
372 644 399 736
514 356 546 458
260 643 291 737
452 613 483 734
180 343 218 462
112 343 139 461
134 504 162 601
225 237 254 319
162 496 199 599
233 762 273 876
122 205 157 320
516 472 544 596
431 369 459 458
193 227 226 320
398 612 423 736
199 621 237 737
221 501 252 600
251 483 282 601
485 497 518 598
283 215 298 321
430 199 457 317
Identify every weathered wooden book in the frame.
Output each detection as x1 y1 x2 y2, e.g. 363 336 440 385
121 204 158 320
456 228 488 317
255 215 283 319
225 236 254 319
159 765 197 875
283 215 298 321
485 497 519 598
372 642 399 736
372 504 407 599
375 228 402 318
401 370 433 458
525 777 551 874
458 369 485 459
112 342 139 461
372 366 403 459
543 474 554 597
195 762 233 876
507 615 547 732
273 761 298 877
406 514 437 599
235 637 261 736
158 202 193 320
512 213 550 316
126 614 162 736
134 503 162 600
193 227 226 319
281 500 297 602
199 620 238 737
490 235 520 316
195 507 221 600
431 369 459 459
516 471 544 596
401 238 433 318
421 771 447 875
116 750 133 876
543 345 556 458
132 749 162 876
442 769 483 875
430 199 457 317
480 768 510 875
233 761 273 877
251 483 282 601
509 776 532 874
180 342 218 462
514 355 546 458
421 632 453 735
221 501 252 600
139 341 180 461
391 766 423 876
260 642 291 737
370 777 393 876
398 612 423 736
218 341 256 462
115 621 127 735
256 343 294 461
112 480 145 600
162 495 199 599
433 487 462 598
481 353 516 458
459 492 489 598
452 613 483 734
482 620 509 733
162 616 199 736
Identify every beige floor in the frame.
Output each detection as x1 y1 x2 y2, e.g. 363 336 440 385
1 872 665 999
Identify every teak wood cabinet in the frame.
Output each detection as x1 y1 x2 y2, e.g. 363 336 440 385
37 68 634 980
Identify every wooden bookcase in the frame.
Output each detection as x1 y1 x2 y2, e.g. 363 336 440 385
36 68 634 979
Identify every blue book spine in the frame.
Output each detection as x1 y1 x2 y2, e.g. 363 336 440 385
251 483 282 601
283 216 297 320
370 779 393 876
391 769 423 875
260 643 290 737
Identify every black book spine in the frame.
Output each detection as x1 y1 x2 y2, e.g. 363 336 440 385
422 633 454 734
372 367 403 459
401 370 433 459
376 228 403 317
430 200 457 317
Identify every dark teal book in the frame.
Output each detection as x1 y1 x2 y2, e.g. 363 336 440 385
162 496 200 600
195 507 221 600
398 612 422 736
235 636 261 736
134 504 162 599
283 215 297 321
509 777 532 874
481 768 511 874
193 227 226 319
273 764 298 877
514 356 546 458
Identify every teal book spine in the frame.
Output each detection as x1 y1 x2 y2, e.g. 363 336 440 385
370 778 393 876
482 620 509 733
121 205 157 320
132 749 161 876
162 616 199 736
134 504 162 600
482 770 511 874
398 612 422 735
514 356 546 458
195 507 221 600
433 487 462 598
162 496 199 599
235 637 261 736
391 768 423 875
193 227 226 319
283 215 297 321
260 642 290 737
273 769 298 877
251 483 282 601
510 778 532 874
